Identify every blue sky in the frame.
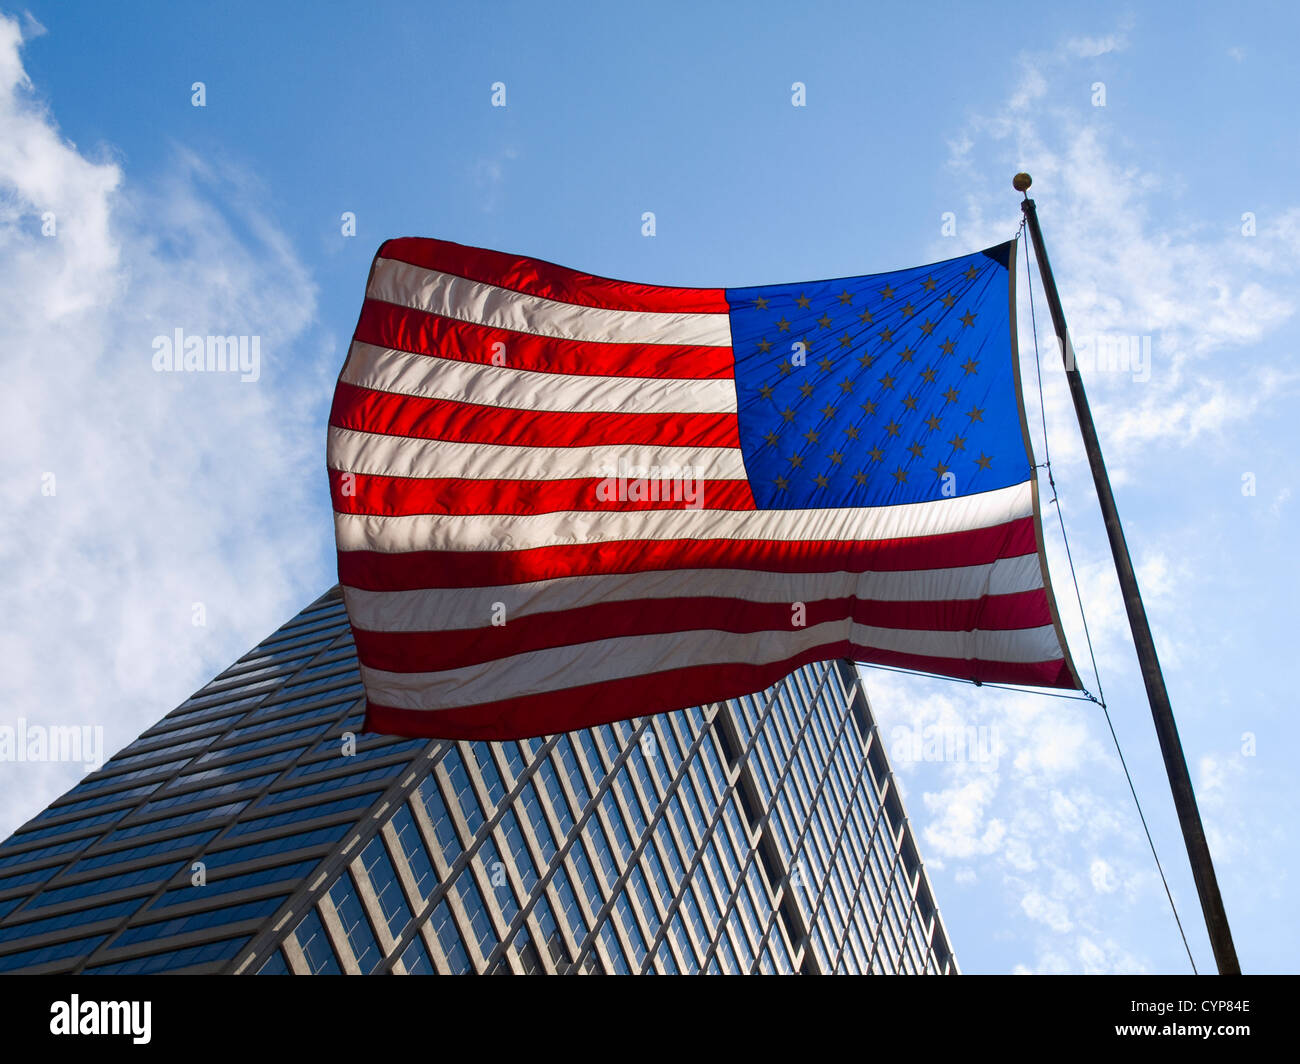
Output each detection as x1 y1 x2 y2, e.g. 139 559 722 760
1 1 1296 974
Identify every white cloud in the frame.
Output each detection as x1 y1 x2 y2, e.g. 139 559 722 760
1196 752 1248 864
863 15 1300 974
1021 889 1074 932
1066 33 1129 58
1090 857 1117 893
921 774 1007 859
946 59 1300 471
0 15 333 837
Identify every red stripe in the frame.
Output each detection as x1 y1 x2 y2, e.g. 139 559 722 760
378 237 730 314
354 299 734 380
337 517 1040 591
330 382 741 450
352 590 1054 673
364 646 1076 740
329 470 755 517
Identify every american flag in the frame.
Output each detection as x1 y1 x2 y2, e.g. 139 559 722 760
329 237 1078 740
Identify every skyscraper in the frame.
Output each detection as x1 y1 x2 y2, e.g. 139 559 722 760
0 588 956 974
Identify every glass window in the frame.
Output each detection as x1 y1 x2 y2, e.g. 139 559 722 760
532 895 567 968
180 746 301 782
83 935 250 975
642 844 671 901
453 868 495 961
476 838 518 924
551 867 586 940
257 949 290 974
0 863 71 893
627 745 658 806
328 874 381 973
114 893 287 947
294 909 341 975
671 912 698 973
519 783 556 864
222 791 378 837
679 886 707 951
568 841 603 916
498 811 537 893
613 890 648 971
258 762 402 807
414 776 462 862
152 859 318 909
429 900 471 974
625 864 659 934
615 767 647 837
8 806 130 843
0 897 142 945
502 742 527 782
399 935 435 974
729 909 754 970
654 819 685 887
201 823 349 871
513 927 544 974
467 743 506 809
138 771 280 814
30 781 162 821
693 867 721 933
585 819 619 889
601 790 634 863
360 837 412 939
441 750 484 836
578 731 606 777
27 858 181 910
716 926 740 974
554 737 589 808
535 761 573 835
665 794 693 849
388 805 437 903
597 918 629 974
0 933 108 972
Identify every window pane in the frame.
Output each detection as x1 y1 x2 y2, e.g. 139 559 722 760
327 875 381 973
360 836 413 938
294 909 340 975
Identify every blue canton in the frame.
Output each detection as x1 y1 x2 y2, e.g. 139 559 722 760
728 243 1028 510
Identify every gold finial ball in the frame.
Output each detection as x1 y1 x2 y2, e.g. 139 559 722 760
1012 172 1033 192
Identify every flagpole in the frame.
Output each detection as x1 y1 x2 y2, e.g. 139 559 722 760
1013 173 1241 976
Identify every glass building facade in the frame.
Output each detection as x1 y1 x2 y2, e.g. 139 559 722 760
0 587 956 975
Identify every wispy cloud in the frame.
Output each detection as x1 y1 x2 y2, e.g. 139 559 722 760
945 36 1300 467
0 14 334 837
871 16 1300 974
1065 31 1130 59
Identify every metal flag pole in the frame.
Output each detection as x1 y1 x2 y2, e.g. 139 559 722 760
1012 172 1241 976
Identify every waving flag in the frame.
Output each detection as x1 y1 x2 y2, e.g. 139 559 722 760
329 237 1078 740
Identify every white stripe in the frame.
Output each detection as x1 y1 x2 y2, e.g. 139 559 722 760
340 341 737 416
327 425 746 483
369 256 733 347
360 620 1065 710
343 553 1046 632
335 481 1033 553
